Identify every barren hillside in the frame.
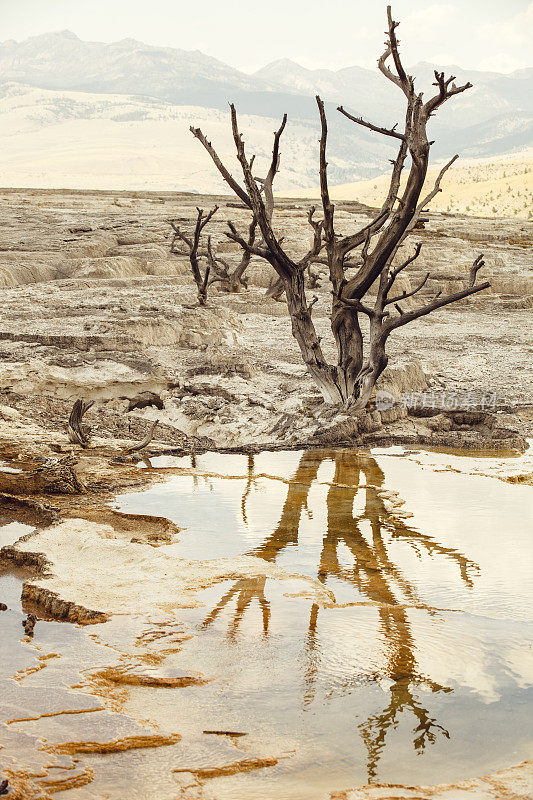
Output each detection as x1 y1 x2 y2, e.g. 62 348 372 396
290 154 533 219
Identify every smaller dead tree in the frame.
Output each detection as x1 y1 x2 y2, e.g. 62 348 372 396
170 206 218 305
170 206 257 298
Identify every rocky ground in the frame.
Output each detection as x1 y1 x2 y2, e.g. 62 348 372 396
0 187 531 462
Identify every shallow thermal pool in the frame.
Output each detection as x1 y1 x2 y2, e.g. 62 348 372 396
1 446 532 799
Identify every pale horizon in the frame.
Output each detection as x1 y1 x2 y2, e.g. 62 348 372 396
1 0 532 75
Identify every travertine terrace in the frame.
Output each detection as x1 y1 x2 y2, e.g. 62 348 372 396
0 187 531 455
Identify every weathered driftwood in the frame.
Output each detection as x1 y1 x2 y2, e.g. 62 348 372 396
123 419 159 454
68 399 94 447
190 5 490 407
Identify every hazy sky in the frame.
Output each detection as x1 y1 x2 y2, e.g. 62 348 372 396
1 0 532 73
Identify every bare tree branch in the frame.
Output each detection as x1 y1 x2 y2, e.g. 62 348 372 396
409 155 458 226
386 280 490 331
424 71 472 118
385 243 423 293
338 295 376 318
380 6 413 97
385 272 430 306
229 103 299 280
263 115 288 220
190 126 251 208
225 221 268 258
317 95 335 250
337 106 406 140
320 97 394 258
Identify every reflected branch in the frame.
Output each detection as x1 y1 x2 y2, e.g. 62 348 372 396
241 453 257 526
201 576 270 639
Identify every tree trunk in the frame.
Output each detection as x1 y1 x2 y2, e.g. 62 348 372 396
350 320 389 411
284 273 346 404
331 300 365 402
283 277 376 406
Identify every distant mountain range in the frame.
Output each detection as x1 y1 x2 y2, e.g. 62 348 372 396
0 31 531 191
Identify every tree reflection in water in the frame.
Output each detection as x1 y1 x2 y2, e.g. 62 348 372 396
201 449 480 780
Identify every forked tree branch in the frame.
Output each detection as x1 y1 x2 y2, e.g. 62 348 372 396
385 155 459 267
385 266 490 333
411 155 458 223
317 95 394 260
468 254 485 287
378 6 413 97
385 243 423 293
229 103 298 279
384 272 430 306
424 71 472 118
337 295 376 318
190 126 251 208
225 221 268 259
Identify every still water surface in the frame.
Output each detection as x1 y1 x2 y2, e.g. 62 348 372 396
114 447 533 796
1 447 532 799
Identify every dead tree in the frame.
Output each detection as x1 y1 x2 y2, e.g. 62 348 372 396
191 6 490 407
170 206 257 296
169 206 218 305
